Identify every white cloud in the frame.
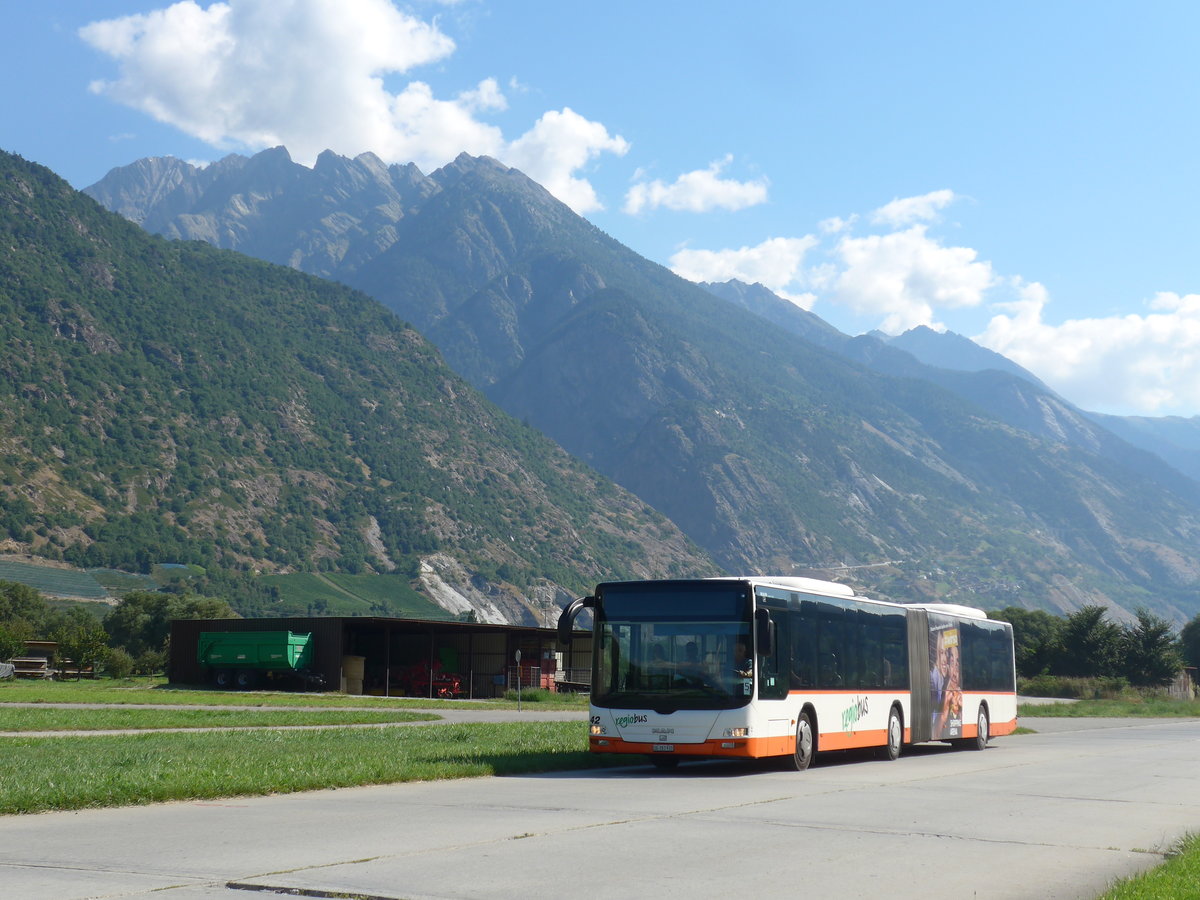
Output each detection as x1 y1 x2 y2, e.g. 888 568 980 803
504 108 629 214
80 0 627 213
458 77 507 113
669 236 819 306
819 214 857 234
831 225 995 333
871 189 956 227
668 204 993 325
976 284 1200 415
82 0 458 154
623 156 769 215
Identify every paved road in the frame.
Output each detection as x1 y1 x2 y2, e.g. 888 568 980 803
2 717 1198 900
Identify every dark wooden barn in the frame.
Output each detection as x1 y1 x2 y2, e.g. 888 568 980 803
169 616 593 698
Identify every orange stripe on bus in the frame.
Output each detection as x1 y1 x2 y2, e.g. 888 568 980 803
589 719 1016 760
589 735 791 759
591 728 892 758
816 728 888 751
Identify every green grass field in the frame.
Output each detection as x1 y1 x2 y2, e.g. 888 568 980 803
0 706 436 731
1098 834 1200 899
88 568 158 593
0 721 618 815
1019 698 1200 718
0 677 588 710
0 677 597 814
0 557 107 598
260 571 453 618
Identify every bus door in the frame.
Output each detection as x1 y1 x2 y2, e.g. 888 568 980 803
756 600 791 744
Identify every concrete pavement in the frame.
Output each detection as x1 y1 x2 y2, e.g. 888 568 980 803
2 716 1199 899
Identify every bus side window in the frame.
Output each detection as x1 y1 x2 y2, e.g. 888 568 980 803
790 605 816 688
994 626 1015 690
882 611 908 688
817 603 844 688
820 652 842 686
859 608 883 689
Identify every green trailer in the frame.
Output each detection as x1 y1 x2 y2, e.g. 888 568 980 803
197 631 321 690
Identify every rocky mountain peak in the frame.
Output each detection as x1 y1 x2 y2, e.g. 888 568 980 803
82 147 1200 622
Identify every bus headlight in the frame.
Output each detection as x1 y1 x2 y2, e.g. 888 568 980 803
723 727 749 738
590 724 607 736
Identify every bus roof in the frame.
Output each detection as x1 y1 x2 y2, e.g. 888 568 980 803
724 580 990 620
709 575 858 599
609 578 989 620
907 602 989 620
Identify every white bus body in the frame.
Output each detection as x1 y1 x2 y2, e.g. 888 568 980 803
559 577 1017 769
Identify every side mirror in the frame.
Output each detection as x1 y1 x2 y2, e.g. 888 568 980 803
557 596 596 645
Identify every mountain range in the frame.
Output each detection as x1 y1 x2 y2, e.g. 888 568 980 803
0 149 716 625
82 147 1200 623
703 282 1200 492
874 323 1200 485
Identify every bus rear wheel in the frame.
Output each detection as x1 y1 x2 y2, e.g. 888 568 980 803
956 705 989 750
970 706 989 750
790 710 815 771
880 706 902 761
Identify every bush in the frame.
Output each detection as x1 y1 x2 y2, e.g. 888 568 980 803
104 647 134 679
503 687 554 703
133 649 168 676
1020 674 1133 700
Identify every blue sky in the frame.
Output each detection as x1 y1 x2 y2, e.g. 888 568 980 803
5 1 1200 417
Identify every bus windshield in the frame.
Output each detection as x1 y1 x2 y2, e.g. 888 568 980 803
592 581 753 710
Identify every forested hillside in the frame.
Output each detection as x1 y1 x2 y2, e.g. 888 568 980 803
0 150 717 624
87 148 1200 622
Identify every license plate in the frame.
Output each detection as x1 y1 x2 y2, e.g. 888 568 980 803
652 744 674 752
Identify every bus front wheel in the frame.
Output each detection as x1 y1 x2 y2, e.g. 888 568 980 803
790 710 815 771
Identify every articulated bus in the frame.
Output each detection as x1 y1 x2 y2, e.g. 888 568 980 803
557 576 1017 769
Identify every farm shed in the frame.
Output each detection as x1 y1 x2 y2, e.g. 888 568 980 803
169 615 593 698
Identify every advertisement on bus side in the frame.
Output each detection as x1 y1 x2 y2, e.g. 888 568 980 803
929 615 962 739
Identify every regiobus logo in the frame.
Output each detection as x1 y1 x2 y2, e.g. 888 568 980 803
841 696 869 732
613 713 650 728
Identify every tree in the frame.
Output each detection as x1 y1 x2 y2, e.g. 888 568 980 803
1180 613 1200 669
0 579 51 635
989 607 1063 677
0 623 24 662
52 619 109 679
1058 606 1123 678
102 591 168 658
103 591 238 658
0 582 105 654
1120 608 1182 687
178 596 239 621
